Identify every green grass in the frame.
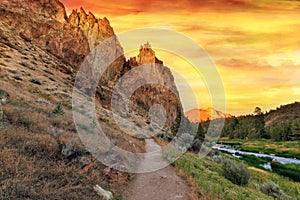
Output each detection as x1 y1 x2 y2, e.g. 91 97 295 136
111 193 123 200
174 153 300 200
235 154 272 170
53 103 65 115
219 139 300 159
271 162 300 182
221 150 300 182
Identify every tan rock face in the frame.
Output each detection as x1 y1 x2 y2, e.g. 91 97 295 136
0 0 122 68
137 42 155 65
109 47 182 130
0 0 67 22
67 8 115 49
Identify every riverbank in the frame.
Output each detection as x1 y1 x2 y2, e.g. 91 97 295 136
216 149 300 182
218 138 300 159
215 139 300 182
173 153 300 200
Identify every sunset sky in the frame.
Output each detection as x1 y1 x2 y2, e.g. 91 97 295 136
61 0 300 115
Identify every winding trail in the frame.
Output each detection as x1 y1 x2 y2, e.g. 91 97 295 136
123 139 190 200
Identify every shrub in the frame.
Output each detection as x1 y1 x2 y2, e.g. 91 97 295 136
175 133 194 152
6 109 35 130
190 139 202 152
111 193 123 200
222 159 251 185
90 118 97 129
259 181 289 199
53 103 64 115
157 132 174 141
162 146 181 163
17 113 34 129
0 90 10 104
211 155 223 163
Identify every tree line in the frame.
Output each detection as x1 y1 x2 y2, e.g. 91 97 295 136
199 102 300 141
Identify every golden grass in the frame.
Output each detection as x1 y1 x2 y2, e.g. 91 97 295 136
154 137 168 147
248 166 269 175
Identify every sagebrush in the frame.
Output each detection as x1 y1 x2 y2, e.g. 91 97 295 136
222 159 251 185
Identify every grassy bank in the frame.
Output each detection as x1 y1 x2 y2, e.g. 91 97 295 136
173 153 300 200
271 162 300 182
224 153 300 182
218 139 300 159
235 153 272 169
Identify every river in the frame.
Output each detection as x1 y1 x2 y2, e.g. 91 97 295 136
213 144 300 165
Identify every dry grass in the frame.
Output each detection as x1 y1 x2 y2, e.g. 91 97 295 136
154 137 168 147
248 166 269 174
0 126 131 199
0 99 145 199
0 81 146 200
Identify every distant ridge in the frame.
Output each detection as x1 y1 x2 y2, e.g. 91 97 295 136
185 107 232 123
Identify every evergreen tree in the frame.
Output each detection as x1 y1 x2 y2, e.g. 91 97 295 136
53 103 65 115
171 110 181 134
196 123 205 141
281 123 292 141
254 107 265 138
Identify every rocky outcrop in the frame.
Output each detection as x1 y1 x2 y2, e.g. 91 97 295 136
0 0 123 68
0 0 67 22
137 42 155 65
68 8 115 49
106 43 182 129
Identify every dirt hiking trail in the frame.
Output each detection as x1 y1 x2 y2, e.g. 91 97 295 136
123 139 191 200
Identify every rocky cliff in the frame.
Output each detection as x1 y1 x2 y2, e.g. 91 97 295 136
0 0 123 68
0 0 182 132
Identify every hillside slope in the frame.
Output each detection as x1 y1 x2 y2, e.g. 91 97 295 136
218 102 300 140
0 19 143 199
265 102 300 126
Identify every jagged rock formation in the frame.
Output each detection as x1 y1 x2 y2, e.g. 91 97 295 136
0 0 123 68
68 8 115 49
104 42 182 130
0 0 182 132
137 42 155 65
